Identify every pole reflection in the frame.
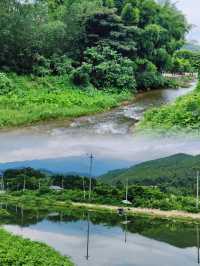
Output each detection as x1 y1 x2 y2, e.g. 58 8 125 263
86 211 90 260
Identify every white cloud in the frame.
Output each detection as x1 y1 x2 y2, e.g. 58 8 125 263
176 0 200 42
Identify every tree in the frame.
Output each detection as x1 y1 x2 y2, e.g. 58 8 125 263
121 3 140 25
103 0 115 8
84 9 139 58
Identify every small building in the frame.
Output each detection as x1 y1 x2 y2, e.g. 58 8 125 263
49 185 63 191
121 199 132 205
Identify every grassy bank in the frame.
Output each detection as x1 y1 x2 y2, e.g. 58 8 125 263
0 74 131 129
138 80 200 133
0 187 199 216
0 228 74 266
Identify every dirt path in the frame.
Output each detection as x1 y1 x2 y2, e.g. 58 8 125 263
72 202 200 221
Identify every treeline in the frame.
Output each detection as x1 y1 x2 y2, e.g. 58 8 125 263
0 167 199 212
0 0 191 92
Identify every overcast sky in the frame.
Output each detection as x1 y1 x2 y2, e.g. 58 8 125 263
176 0 200 43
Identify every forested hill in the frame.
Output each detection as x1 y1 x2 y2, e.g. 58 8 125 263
99 153 200 194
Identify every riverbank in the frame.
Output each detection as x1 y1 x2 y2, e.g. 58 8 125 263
1 191 200 222
138 79 200 133
0 73 194 130
73 202 200 222
0 228 74 266
0 74 131 129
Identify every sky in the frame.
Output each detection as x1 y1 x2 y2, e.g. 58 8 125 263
176 0 200 43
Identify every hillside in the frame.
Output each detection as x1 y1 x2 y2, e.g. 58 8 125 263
183 41 200 52
99 153 200 194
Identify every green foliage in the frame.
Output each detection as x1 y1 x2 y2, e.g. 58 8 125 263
0 74 130 128
0 229 73 266
139 80 200 132
134 59 168 89
0 173 199 213
0 73 14 95
71 46 137 91
121 3 140 25
0 0 190 92
103 0 115 8
70 64 91 87
84 9 138 58
100 153 200 195
174 49 200 73
171 57 193 74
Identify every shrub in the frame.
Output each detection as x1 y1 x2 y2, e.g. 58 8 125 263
70 63 91 87
71 45 137 92
50 54 74 75
0 73 14 95
33 55 51 77
135 59 167 90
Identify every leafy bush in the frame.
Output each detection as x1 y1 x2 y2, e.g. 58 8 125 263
71 46 137 92
135 59 167 90
70 63 91 87
0 73 14 95
51 55 73 75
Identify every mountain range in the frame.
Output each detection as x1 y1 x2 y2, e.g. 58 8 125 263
0 156 134 177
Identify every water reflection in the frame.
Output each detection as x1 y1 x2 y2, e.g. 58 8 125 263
197 224 200 264
1 205 200 265
86 212 90 260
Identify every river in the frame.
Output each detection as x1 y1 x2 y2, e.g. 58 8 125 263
1 206 200 266
0 81 198 176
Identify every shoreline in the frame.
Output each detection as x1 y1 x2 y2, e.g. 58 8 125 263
72 202 200 222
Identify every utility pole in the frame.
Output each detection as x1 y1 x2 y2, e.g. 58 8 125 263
0 174 4 191
88 153 94 201
197 171 199 210
61 176 64 189
23 175 26 192
126 179 128 202
82 176 86 200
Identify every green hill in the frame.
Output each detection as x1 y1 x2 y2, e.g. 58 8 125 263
99 153 200 194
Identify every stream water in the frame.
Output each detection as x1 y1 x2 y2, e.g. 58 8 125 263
1 206 200 266
0 81 198 175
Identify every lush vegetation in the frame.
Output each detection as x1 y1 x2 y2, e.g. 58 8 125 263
0 0 189 80
138 78 200 132
100 153 200 195
0 167 200 213
0 74 130 128
0 0 194 127
0 229 74 266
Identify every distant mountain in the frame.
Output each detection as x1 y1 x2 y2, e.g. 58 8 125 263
0 156 134 177
182 41 200 52
99 153 200 193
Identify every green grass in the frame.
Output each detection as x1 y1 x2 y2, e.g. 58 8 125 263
0 228 74 266
0 74 131 128
138 80 200 133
